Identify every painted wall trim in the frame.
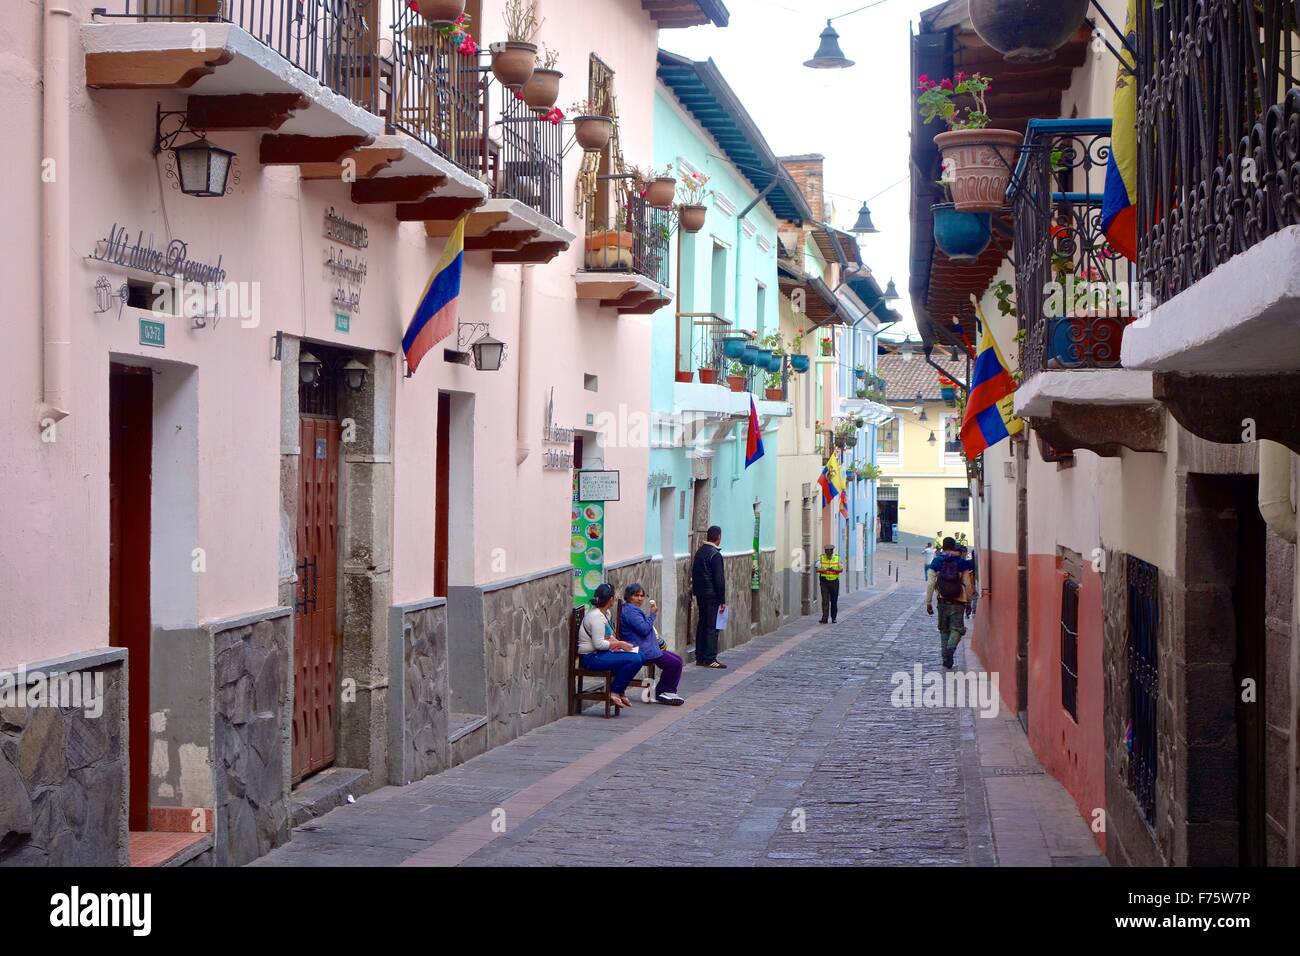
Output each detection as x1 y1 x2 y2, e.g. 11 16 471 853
202 605 293 634
0 645 126 677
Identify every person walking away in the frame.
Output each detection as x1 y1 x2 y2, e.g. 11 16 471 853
691 525 727 668
926 537 975 669
578 584 644 707
619 583 685 704
815 544 842 624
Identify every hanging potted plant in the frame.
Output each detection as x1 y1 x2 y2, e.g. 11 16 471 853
860 462 882 482
726 359 748 393
919 72 1021 213
722 334 749 360
740 344 761 367
569 98 613 152
522 44 562 110
637 164 677 210
969 0 1090 64
932 203 992 261
676 169 710 233
413 0 466 22
790 354 810 373
854 364 866 380
938 375 958 405
490 0 542 90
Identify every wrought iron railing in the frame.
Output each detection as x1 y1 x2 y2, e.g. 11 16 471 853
584 190 671 286
496 87 563 225
1011 119 1137 379
677 315 731 385
389 2 488 179
105 1 377 114
1127 555 1159 827
1137 1 1300 305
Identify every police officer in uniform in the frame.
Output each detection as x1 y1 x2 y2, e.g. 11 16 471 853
815 544 842 624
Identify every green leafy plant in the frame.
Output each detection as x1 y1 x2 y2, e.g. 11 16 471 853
917 71 992 131
758 330 786 354
991 279 1017 318
727 359 746 378
859 462 883 481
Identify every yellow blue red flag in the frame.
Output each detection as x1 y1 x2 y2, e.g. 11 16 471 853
818 451 845 507
402 216 467 374
959 303 1023 458
1101 0 1138 261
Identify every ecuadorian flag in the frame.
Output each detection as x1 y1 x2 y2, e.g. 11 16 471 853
1101 0 1138 262
402 216 467 374
745 395 765 468
818 451 845 507
959 302 1023 459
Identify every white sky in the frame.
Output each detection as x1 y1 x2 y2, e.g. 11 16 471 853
659 0 937 342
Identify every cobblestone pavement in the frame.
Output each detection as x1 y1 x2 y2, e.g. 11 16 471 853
254 580 1103 867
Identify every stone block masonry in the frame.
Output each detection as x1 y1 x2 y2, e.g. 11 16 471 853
0 649 127 866
387 599 449 785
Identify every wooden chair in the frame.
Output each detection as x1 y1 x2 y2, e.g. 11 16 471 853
569 605 619 718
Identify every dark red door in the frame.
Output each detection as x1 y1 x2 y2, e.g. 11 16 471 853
293 416 340 784
109 365 152 832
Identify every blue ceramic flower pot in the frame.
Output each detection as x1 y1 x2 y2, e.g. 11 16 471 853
740 345 761 366
767 353 784 373
722 336 748 360
790 354 810 373
932 203 992 261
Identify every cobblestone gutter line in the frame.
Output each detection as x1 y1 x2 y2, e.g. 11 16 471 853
399 586 902 867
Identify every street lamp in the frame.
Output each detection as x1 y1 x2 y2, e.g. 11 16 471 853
802 2 886 71
342 358 369 393
850 202 878 234
471 333 506 371
884 278 900 301
299 350 323 386
154 105 235 198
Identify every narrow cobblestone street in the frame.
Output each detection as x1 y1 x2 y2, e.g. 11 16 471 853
256 563 1103 867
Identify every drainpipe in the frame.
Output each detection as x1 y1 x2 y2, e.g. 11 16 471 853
40 1 72 428
1259 439 1297 543
515 265 534 464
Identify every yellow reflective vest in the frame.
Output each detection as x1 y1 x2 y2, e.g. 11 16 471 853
817 555 841 582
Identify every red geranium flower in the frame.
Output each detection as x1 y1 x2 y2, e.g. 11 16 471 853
514 89 526 100
458 36 478 56
940 78 953 90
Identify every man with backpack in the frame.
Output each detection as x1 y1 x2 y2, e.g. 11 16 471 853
927 537 975 669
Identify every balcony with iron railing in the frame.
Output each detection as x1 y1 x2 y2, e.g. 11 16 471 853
91 1 379 114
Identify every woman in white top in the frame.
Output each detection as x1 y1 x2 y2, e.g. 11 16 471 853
579 584 643 708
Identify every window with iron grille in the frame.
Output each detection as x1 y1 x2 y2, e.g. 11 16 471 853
1127 556 1159 826
1060 577 1079 720
945 487 969 522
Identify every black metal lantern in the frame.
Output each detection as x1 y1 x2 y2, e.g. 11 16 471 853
884 278 900 300
172 137 235 198
851 202 878 234
471 333 505 371
804 21 854 69
342 358 368 393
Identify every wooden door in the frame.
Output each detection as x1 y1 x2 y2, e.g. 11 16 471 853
293 416 340 784
109 366 152 832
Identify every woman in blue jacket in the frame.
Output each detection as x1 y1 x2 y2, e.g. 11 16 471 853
619 583 685 705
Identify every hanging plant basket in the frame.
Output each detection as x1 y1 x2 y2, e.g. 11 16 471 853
790 354 810 373
740 345 761 367
932 203 992 261
522 68 563 110
722 335 749 360
678 204 707 234
645 177 677 210
414 0 467 22
572 115 613 152
934 128 1023 212
969 0 1090 64
766 353 784 374
489 41 538 90
854 368 866 380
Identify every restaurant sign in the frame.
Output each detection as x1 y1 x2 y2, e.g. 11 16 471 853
89 224 226 286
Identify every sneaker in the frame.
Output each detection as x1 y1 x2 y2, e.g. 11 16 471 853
656 694 685 706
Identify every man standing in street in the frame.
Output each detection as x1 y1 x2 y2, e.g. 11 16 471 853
927 537 975 669
691 525 727 669
815 543 841 624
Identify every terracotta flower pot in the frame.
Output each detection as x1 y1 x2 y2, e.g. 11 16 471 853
584 229 633 269
678 204 707 234
727 375 747 393
765 387 784 401
935 128 1023 212
675 370 694 383
698 368 718 385
415 0 466 22
522 68 562 110
969 0 1090 64
573 115 613 152
489 41 537 90
645 177 677 209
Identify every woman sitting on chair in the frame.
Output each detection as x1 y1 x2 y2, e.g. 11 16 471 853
578 583 643 708
618 583 685 706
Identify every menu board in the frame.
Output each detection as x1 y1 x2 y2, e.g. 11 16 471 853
576 470 620 502
572 475 606 608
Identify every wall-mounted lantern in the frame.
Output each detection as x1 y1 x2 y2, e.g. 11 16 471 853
472 333 506 372
342 358 369 393
299 350 323 386
154 105 235 198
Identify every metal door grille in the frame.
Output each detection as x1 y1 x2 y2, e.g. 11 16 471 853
1060 576 1079 720
1127 556 1159 825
